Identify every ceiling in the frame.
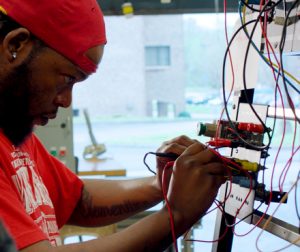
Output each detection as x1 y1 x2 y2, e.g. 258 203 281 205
97 0 239 15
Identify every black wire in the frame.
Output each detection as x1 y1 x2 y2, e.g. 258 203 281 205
278 0 300 124
238 1 280 152
239 1 300 95
215 198 264 228
222 18 271 150
143 152 157 175
143 151 179 175
240 0 282 12
241 3 273 147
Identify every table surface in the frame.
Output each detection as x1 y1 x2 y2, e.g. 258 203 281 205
77 156 126 177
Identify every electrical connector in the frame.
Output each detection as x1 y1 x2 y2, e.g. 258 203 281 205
232 176 257 188
198 120 266 148
237 122 265 134
208 139 240 148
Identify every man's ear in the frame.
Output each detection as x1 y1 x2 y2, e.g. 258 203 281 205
2 27 33 63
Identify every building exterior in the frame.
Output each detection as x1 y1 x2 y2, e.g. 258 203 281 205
73 14 185 118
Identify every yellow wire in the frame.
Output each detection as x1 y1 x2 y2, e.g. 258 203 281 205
241 0 300 86
263 57 300 85
242 1 247 24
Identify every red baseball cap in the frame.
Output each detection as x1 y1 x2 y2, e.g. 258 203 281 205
0 0 106 74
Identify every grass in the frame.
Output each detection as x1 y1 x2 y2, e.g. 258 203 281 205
73 104 299 149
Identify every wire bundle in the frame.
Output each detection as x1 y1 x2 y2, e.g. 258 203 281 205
143 0 299 250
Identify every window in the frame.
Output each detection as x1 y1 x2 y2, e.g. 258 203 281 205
72 14 299 251
145 46 170 67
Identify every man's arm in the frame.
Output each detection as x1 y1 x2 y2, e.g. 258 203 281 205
68 177 163 227
20 141 227 252
21 208 181 252
69 135 199 227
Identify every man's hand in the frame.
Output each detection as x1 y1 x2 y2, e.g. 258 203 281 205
165 142 227 232
155 135 199 195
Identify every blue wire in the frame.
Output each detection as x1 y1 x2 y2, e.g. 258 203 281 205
237 1 300 94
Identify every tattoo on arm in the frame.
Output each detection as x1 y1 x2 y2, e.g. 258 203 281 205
78 188 152 218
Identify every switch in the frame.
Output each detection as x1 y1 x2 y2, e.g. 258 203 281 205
59 146 67 157
50 147 57 157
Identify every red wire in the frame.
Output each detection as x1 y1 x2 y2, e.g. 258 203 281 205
184 198 230 243
161 161 178 252
186 0 298 244
230 1 273 237
258 1 299 192
279 145 300 191
214 0 236 145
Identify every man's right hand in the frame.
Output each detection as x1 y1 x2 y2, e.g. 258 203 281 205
165 142 227 233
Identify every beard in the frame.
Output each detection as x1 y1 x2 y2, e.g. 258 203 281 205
0 62 34 146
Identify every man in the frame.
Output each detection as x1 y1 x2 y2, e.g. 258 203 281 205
0 0 227 251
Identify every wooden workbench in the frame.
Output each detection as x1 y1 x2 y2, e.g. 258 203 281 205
77 157 126 177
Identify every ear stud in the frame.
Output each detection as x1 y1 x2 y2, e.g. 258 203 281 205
12 52 17 59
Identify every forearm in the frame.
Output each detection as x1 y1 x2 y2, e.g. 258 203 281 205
69 177 163 226
21 208 186 252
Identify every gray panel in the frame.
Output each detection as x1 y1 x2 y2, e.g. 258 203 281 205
34 107 76 173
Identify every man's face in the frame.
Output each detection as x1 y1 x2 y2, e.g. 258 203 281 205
0 42 104 146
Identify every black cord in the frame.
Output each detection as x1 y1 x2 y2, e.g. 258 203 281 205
143 152 157 175
240 0 282 12
143 152 179 175
222 18 271 150
241 3 273 147
214 198 264 228
239 1 300 95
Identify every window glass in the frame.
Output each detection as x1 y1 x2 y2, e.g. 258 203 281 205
145 46 170 66
72 13 299 252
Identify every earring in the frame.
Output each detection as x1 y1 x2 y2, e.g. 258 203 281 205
12 52 17 59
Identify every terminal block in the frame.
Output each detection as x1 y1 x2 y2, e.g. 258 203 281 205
197 120 269 147
255 184 288 204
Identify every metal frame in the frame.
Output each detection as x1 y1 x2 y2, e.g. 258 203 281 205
252 210 300 247
212 89 300 251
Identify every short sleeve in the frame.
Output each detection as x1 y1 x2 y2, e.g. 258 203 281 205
0 169 47 249
31 135 84 228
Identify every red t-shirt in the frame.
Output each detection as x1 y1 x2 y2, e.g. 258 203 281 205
0 131 83 250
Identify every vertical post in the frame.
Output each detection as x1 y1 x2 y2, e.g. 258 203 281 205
212 184 234 252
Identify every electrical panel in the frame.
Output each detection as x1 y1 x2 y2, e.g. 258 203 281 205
34 107 76 173
193 1 300 251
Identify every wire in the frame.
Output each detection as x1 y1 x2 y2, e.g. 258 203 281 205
296 170 300 221
255 178 300 252
224 201 264 228
143 152 180 250
238 1 300 95
278 132 299 192
215 0 236 141
184 200 231 243
222 17 271 150
264 58 300 89
240 3 273 144
161 161 178 252
143 151 179 175
240 0 282 12
143 152 157 175
278 0 300 123
220 1 274 238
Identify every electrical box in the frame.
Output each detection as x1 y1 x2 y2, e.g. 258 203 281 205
34 107 76 173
